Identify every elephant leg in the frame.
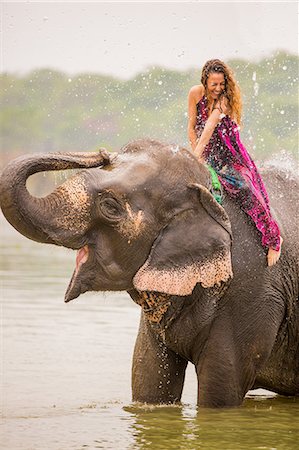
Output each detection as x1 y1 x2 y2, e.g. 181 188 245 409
196 359 244 407
132 314 188 404
195 331 253 408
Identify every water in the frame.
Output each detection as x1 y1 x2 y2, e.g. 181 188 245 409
1 216 298 450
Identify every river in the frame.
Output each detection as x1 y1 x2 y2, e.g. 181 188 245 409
1 216 298 450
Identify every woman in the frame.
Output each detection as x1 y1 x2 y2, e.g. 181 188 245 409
188 59 282 266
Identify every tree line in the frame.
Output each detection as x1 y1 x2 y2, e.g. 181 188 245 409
0 51 298 167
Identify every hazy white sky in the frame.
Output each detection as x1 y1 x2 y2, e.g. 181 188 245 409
1 1 298 79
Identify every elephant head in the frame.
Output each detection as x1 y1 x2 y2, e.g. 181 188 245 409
0 139 233 303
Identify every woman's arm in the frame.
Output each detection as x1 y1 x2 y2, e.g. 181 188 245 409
194 96 228 162
194 109 222 161
187 85 204 151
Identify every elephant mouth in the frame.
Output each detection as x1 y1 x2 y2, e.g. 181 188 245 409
76 245 89 269
65 245 90 303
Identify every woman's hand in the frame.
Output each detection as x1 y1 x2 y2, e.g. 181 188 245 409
214 94 229 115
194 138 206 162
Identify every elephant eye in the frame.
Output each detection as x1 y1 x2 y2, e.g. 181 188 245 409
97 193 125 222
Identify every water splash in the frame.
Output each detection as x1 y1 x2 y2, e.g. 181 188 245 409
263 150 298 176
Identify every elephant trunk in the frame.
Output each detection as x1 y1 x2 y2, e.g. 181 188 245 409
0 150 111 248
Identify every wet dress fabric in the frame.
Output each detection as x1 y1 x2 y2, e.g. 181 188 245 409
195 96 281 251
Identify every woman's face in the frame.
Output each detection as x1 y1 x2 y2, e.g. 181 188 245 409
206 72 225 100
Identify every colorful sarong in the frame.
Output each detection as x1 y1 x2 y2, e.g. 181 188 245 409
196 96 281 251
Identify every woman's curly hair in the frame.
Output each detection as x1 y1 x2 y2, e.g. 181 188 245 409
201 59 242 125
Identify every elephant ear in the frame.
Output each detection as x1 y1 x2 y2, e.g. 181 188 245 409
133 184 233 296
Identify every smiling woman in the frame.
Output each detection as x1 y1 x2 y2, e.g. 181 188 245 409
188 59 282 267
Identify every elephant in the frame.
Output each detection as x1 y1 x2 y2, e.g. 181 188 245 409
0 138 298 408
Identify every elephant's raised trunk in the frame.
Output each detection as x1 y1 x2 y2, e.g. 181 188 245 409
0 150 111 248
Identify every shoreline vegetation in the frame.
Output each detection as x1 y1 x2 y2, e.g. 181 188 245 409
0 51 297 171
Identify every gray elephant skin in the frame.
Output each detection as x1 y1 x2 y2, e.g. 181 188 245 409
1 139 298 407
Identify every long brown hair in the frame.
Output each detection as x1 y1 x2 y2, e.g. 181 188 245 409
201 59 242 125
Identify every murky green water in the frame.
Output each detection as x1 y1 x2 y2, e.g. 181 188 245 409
1 216 298 450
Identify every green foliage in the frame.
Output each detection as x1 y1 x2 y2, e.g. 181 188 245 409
0 52 298 166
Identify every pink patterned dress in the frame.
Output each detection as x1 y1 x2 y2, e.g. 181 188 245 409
196 96 281 251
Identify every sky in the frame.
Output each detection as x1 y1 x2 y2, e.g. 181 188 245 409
1 1 298 79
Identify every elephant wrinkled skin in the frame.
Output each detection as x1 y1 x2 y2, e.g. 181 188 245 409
1 139 298 407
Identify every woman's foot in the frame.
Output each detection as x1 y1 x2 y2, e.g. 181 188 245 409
267 237 283 267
